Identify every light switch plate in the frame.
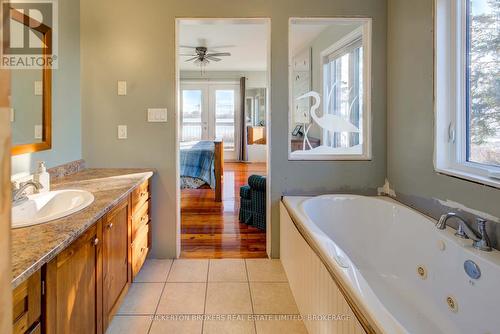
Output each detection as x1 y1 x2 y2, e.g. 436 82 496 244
34 81 43 96
147 108 167 122
117 81 127 96
34 125 42 139
117 125 127 139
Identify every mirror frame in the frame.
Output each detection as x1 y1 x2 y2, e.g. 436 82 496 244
11 8 52 155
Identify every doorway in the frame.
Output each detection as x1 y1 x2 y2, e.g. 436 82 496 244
181 82 240 160
176 18 271 259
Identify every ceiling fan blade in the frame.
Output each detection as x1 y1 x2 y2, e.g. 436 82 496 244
179 53 197 56
208 45 235 50
179 45 198 49
206 56 222 62
185 56 199 62
206 52 231 57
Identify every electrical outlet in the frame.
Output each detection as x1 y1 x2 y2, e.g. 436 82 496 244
117 81 127 96
34 125 42 139
147 108 167 122
117 125 127 139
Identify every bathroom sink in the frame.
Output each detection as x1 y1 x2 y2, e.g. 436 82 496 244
12 189 95 229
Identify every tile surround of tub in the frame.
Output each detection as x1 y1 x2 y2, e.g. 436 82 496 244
108 258 307 334
392 192 500 250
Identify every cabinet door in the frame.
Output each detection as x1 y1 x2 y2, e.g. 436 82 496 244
12 270 41 334
102 199 129 329
45 223 103 334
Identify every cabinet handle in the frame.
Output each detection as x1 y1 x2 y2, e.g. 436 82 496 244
93 237 99 246
107 223 113 229
141 216 147 223
140 192 147 198
141 247 146 253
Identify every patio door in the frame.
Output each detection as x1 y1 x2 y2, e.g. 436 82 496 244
181 82 240 160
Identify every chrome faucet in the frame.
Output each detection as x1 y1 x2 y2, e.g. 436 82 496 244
436 213 492 252
12 180 43 206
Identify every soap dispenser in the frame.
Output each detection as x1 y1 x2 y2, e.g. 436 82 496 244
34 161 50 192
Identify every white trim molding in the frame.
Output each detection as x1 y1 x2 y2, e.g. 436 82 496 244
288 17 372 161
434 0 500 188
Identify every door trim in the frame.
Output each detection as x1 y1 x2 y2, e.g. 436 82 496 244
175 18 272 258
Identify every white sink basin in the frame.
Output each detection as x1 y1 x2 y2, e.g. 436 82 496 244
12 189 95 229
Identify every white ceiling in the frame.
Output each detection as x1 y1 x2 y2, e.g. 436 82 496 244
178 20 268 72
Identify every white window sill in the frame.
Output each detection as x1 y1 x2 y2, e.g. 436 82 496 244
435 167 500 189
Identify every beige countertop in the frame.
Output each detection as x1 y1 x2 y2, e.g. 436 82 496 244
11 168 154 288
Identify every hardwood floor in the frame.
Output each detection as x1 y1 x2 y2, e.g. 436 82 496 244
181 162 267 258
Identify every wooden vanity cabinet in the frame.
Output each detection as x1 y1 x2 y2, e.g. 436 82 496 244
26 178 151 334
12 270 41 334
131 180 151 279
102 199 130 330
44 222 103 334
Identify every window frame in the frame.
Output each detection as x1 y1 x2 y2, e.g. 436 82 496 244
287 17 372 161
434 0 500 188
321 29 364 149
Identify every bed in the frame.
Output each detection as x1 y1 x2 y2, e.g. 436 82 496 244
180 138 224 202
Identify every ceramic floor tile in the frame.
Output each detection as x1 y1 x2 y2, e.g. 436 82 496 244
167 259 209 282
134 259 173 283
255 319 308 334
116 283 163 315
203 316 256 334
156 283 206 315
209 259 247 282
105 316 151 334
246 259 288 282
149 318 202 334
205 282 253 314
250 283 299 315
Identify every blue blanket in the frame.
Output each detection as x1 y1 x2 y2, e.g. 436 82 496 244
180 141 216 188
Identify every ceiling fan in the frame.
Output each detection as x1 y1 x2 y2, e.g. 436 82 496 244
180 45 232 66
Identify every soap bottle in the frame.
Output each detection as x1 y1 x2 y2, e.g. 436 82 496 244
34 161 50 192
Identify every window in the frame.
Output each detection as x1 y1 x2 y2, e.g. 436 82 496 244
288 18 372 160
323 36 363 151
435 0 500 187
214 89 235 150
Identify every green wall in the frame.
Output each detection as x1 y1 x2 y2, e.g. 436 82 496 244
11 0 81 175
81 0 387 258
387 0 500 219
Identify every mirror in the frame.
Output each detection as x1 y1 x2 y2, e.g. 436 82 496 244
245 87 266 145
245 88 266 127
288 18 371 160
10 9 52 155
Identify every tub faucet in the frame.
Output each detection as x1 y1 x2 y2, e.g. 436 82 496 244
437 213 492 252
12 180 43 206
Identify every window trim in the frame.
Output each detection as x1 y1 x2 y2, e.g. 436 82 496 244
434 0 500 188
321 29 363 148
288 17 372 161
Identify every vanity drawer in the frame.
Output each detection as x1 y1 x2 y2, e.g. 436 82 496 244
13 270 41 334
132 200 149 240
131 180 149 216
132 223 149 278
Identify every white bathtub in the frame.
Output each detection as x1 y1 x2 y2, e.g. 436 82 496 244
281 195 500 334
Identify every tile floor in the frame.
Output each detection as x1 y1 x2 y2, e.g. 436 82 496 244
107 259 308 334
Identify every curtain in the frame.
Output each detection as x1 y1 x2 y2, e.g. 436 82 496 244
238 77 247 161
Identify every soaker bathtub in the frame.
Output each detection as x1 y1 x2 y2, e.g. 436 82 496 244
280 195 500 334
